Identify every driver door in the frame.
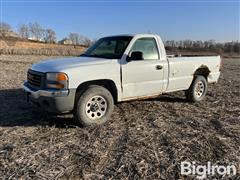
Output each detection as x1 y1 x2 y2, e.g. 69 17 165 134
121 37 165 100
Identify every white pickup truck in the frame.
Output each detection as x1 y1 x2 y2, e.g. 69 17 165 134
23 34 222 126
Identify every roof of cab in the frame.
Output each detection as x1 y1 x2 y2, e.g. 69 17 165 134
103 33 159 38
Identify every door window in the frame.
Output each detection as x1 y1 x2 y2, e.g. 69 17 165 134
130 38 159 60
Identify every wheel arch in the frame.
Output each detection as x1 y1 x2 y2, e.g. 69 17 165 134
75 79 118 103
194 65 211 81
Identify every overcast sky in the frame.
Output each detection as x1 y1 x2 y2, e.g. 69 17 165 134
1 0 239 42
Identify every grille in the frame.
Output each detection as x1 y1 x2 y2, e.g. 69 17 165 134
27 70 42 88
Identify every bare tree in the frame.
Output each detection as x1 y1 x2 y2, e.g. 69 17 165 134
78 35 85 45
44 28 56 43
69 33 80 45
178 40 184 49
203 40 215 49
192 40 203 49
0 22 12 37
183 40 193 48
68 33 94 46
164 40 171 47
164 38 239 54
233 42 240 53
29 22 44 41
82 36 92 47
18 24 29 38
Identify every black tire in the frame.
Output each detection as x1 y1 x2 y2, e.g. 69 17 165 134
74 85 114 126
185 75 208 102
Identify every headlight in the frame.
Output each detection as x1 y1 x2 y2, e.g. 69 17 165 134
46 72 68 89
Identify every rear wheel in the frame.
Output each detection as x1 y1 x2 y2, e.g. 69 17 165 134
185 75 208 102
74 86 114 126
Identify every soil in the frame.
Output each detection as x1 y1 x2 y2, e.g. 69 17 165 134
0 55 239 179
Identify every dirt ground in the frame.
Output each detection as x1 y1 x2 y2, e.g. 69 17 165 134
0 55 239 179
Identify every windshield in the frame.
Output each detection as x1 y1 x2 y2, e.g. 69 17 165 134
81 36 133 59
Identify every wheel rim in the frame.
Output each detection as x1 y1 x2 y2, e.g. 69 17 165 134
195 81 205 98
85 95 107 120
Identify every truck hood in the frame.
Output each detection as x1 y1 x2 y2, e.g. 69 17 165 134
31 57 113 73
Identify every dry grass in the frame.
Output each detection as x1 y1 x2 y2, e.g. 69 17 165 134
0 55 239 179
0 38 86 56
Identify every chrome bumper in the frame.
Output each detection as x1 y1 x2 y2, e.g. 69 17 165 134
23 82 69 98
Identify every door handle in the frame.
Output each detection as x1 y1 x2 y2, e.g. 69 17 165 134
156 65 163 70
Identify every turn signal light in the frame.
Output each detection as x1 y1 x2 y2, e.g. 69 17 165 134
57 73 68 81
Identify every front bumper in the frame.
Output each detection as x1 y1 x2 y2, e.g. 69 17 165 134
23 82 76 113
23 81 69 98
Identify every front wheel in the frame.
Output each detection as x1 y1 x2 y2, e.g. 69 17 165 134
74 86 114 126
185 75 208 102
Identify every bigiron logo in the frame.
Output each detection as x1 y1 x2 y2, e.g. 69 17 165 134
180 161 237 179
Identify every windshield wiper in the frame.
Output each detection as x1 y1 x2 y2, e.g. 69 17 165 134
80 53 88 57
80 53 110 59
80 53 97 57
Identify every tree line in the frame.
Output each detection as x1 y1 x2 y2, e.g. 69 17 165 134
164 40 240 53
0 21 239 52
0 22 94 46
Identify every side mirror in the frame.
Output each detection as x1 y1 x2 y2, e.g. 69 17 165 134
126 51 143 62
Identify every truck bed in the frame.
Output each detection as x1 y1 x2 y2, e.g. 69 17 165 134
165 56 221 92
